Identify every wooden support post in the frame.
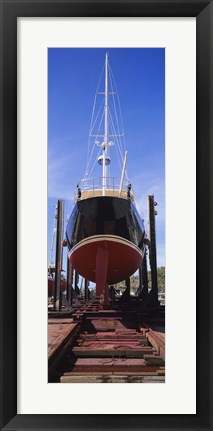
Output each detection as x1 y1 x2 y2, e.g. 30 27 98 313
138 249 149 300
66 257 73 306
142 249 149 296
70 268 73 306
84 279 88 302
148 195 159 308
138 265 143 294
74 270 80 295
119 277 131 303
109 286 115 306
54 199 64 311
66 257 70 301
125 277 131 296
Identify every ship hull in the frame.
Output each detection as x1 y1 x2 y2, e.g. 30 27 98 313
68 235 143 284
66 196 145 284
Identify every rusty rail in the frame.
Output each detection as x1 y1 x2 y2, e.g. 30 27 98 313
48 302 165 383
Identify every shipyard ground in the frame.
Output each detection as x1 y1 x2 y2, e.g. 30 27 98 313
48 300 165 383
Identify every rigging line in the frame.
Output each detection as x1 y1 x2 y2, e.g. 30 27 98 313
108 108 129 183
114 138 123 173
108 66 121 132
117 94 127 155
88 146 102 178
96 62 105 93
109 65 127 154
85 98 104 176
108 107 123 162
108 68 124 158
95 107 105 140
85 139 98 177
85 63 104 176
110 75 125 165
89 94 97 131
85 93 97 176
90 98 105 133
88 105 104 168
108 68 129 183
108 112 122 172
108 120 124 180
86 109 105 173
89 62 105 133
87 143 98 176
108 107 124 164
108 68 119 131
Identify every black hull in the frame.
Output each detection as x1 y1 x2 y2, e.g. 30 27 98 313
66 196 145 252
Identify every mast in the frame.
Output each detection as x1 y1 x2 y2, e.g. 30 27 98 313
103 52 109 194
95 53 124 194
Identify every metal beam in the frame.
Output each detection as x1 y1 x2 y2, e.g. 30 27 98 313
54 199 64 311
147 195 159 308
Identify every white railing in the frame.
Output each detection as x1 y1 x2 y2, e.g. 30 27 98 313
74 177 134 200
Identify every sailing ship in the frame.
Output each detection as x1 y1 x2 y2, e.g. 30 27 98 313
66 53 145 297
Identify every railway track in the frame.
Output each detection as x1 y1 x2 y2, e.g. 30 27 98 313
48 302 165 383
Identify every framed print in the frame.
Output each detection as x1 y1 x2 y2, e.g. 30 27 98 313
0 0 212 430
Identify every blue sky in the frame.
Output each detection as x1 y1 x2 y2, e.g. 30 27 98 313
48 48 165 273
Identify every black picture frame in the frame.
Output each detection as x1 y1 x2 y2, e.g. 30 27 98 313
0 1 212 430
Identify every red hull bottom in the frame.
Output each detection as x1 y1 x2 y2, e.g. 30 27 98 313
68 235 143 285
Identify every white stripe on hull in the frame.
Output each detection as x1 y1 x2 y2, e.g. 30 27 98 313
68 234 143 260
